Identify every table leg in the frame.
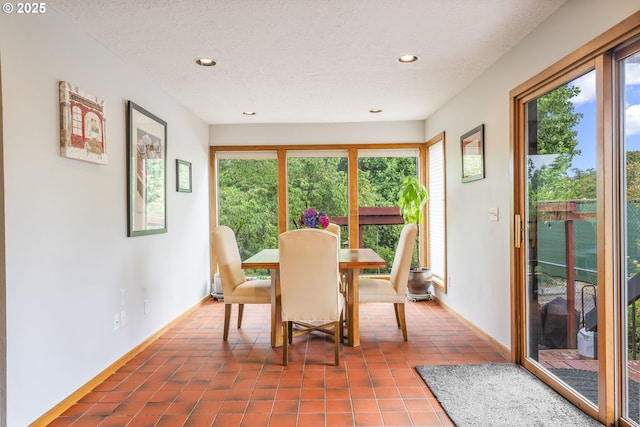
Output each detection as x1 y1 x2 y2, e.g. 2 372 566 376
270 269 282 348
346 268 361 347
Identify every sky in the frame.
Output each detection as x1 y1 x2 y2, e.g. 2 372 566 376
570 56 640 172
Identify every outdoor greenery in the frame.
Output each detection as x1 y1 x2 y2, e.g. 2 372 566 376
529 83 591 201
529 81 596 281
287 157 348 230
218 159 279 264
358 157 418 269
398 176 428 225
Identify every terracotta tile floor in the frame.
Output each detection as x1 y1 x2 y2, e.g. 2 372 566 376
47 298 508 426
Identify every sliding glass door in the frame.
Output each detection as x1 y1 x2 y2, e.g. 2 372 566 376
523 69 600 407
514 16 640 424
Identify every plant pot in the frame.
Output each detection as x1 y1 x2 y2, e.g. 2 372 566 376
407 267 432 295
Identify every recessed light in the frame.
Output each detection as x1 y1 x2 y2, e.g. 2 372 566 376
196 57 216 66
398 54 419 63
243 111 256 116
369 109 383 114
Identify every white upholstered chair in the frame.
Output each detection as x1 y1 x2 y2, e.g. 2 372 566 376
325 222 341 244
279 228 344 366
212 225 271 341
325 222 347 290
358 223 417 341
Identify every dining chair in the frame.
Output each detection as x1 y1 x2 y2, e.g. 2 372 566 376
279 228 344 366
212 225 271 341
326 222 341 243
358 223 417 341
325 222 347 288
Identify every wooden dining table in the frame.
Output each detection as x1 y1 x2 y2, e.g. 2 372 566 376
241 248 386 348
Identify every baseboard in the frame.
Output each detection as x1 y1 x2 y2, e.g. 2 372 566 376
434 297 512 360
29 295 212 427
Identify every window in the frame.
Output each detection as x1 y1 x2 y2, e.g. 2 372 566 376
215 151 278 275
286 150 348 242
358 149 419 273
211 142 445 279
427 134 446 290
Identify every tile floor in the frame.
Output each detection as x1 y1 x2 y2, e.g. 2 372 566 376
47 298 508 426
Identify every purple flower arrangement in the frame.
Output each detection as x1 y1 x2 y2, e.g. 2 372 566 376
297 208 330 229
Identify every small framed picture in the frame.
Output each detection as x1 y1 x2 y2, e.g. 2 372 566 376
461 124 485 183
176 159 192 193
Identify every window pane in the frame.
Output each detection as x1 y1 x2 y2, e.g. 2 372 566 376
217 158 278 275
358 155 418 273
428 139 446 284
621 48 640 423
525 70 599 406
287 154 348 245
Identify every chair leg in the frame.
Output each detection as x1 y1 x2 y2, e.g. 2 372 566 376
288 321 293 344
237 304 244 328
334 320 340 366
397 303 408 341
283 321 289 366
223 304 232 341
394 303 401 328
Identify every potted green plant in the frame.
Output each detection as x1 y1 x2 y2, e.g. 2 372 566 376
398 176 433 298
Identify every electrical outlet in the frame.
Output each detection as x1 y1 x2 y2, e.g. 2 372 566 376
120 309 127 327
113 313 120 330
144 299 150 315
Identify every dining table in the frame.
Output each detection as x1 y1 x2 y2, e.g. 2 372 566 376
241 247 387 348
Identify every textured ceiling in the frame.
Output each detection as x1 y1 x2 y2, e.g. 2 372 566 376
51 0 567 125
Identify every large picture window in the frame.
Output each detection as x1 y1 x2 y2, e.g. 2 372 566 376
211 142 446 281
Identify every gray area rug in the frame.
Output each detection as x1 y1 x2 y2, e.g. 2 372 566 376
416 363 603 427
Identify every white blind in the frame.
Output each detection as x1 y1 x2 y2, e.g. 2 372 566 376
428 140 445 283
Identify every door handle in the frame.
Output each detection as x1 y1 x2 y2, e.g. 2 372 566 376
514 214 523 248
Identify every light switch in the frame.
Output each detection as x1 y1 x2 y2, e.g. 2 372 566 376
489 207 499 222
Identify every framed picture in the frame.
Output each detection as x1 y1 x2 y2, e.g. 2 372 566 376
59 81 108 164
176 159 192 193
461 124 485 183
127 101 167 236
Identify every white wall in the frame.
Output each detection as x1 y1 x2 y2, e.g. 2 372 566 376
210 121 425 145
0 10 210 426
424 0 640 349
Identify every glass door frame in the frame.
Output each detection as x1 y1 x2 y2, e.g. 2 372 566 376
512 60 612 424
